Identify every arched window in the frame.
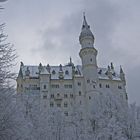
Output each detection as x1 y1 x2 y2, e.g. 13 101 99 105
52 70 55 74
106 84 110 88
118 86 122 89
64 102 68 107
78 82 81 86
70 94 73 98
64 111 68 116
44 85 46 89
57 103 61 107
50 102 54 107
65 70 69 75
50 94 54 98
75 70 78 75
79 91 81 96
43 95 47 99
64 94 68 98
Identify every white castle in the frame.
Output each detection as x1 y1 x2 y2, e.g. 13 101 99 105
17 15 127 118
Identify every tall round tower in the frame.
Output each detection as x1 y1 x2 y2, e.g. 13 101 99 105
79 14 98 93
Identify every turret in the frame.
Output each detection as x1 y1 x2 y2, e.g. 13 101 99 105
107 65 112 80
79 13 95 48
111 62 114 70
17 62 24 93
120 66 126 85
79 14 98 93
38 63 43 73
59 64 64 79
39 64 51 96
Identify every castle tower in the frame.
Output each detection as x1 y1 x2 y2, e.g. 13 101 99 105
79 14 98 93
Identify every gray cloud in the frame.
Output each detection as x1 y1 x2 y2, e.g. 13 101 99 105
0 0 7 2
37 0 140 105
2 0 140 105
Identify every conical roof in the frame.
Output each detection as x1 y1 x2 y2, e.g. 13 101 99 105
79 13 94 42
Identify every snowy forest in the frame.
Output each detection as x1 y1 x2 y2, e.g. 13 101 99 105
0 1 140 140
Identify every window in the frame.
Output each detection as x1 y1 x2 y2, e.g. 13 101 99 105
78 82 81 86
64 94 68 98
99 83 102 88
87 79 90 83
65 70 69 75
106 84 110 88
112 72 116 76
70 94 73 98
109 135 112 140
64 102 68 107
44 85 46 89
64 84 72 88
89 96 91 100
25 87 29 90
64 111 68 116
118 86 122 89
80 100 82 105
79 91 81 96
50 94 54 98
51 84 59 88
82 25 85 28
93 85 96 88
43 95 47 99
57 93 60 97
30 84 38 90
52 70 55 74
98 69 102 74
75 70 78 75
126 93 128 100
50 102 54 107
90 58 92 62
57 103 61 107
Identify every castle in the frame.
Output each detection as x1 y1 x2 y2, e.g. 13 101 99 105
17 15 127 118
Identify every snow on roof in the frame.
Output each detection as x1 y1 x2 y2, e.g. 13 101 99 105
21 65 73 80
40 67 50 75
20 65 121 81
22 66 39 78
50 66 73 80
98 67 121 81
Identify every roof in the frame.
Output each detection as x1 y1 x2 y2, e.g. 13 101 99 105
79 14 94 42
98 67 121 81
19 65 121 81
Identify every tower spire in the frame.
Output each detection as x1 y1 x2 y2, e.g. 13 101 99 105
120 65 124 73
120 65 126 85
82 12 89 29
79 13 95 47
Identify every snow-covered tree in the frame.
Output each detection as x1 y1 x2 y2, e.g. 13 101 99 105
0 23 16 88
88 92 127 140
87 91 140 140
121 103 140 140
0 2 31 139
0 88 32 140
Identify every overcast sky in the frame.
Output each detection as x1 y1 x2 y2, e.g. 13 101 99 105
1 0 140 105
